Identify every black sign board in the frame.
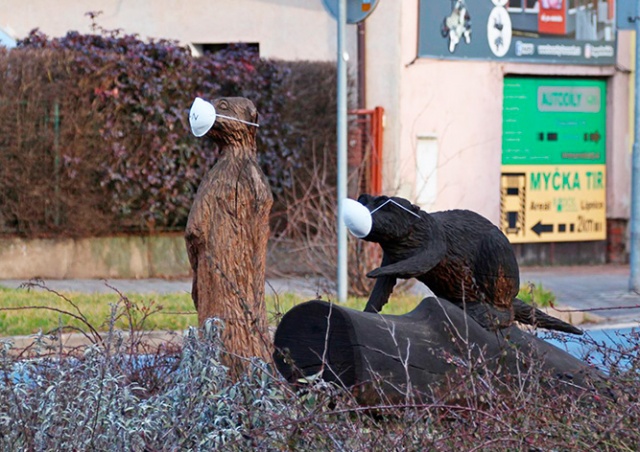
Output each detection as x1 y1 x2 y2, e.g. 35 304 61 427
418 0 616 65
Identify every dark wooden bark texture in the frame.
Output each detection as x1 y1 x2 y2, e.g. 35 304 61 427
274 298 607 406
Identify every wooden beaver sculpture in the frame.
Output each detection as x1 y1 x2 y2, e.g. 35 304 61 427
185 97 273 375
346 194 582 335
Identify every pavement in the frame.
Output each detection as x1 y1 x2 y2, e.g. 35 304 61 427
1 264 640 328
0 277 327 299
519 265 640 326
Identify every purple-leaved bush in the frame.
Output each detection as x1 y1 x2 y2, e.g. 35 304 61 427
0 24 300 236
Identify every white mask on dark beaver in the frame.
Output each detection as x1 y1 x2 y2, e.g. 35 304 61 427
189 97 259 137
341 198 421 238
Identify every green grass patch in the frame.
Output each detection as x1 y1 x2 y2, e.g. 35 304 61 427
0 282 554 338
0 285 197 337
517 282 556 308
0 284 555 336
0 285 425 337
268 292 423 325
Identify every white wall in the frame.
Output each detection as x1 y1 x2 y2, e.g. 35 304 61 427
0 0 356 61
607 30 633 219
363 0 403 197
401 59 505 222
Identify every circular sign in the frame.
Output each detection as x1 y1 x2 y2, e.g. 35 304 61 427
322 0 380 24
487 6 512 58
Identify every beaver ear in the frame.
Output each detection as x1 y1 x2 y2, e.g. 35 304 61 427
245 104 258 124
396 196 421 214
357 193 373 206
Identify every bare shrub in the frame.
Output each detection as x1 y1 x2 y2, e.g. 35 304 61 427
0 48 112 236
267 140 386 296
1 282 639 451
2 304 639 450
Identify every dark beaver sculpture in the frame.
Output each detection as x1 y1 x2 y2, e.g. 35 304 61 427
351 194 582 335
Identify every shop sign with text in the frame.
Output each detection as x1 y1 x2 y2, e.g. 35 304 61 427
500 77 607 243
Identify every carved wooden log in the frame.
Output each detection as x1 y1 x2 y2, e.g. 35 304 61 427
273 297 608 405
185 97 272 376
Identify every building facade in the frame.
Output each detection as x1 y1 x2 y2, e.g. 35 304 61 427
1 0 633 264
366 0 631 264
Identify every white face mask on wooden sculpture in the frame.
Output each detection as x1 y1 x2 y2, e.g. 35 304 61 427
342 197 421 238
189 97 259 137
341 198 373 238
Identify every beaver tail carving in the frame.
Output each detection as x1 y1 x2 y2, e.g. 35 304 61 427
513 298 583 335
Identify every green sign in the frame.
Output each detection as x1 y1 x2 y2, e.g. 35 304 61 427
501 76 607 244
502 77 606 165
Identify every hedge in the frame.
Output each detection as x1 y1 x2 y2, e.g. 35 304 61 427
0 28 337 238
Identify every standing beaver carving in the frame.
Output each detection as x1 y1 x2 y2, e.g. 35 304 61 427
185 97 273 375
343 194 582 335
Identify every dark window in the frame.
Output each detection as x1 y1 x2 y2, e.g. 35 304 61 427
191 42 260 56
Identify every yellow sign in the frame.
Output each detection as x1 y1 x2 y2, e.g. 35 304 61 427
500 164 606 243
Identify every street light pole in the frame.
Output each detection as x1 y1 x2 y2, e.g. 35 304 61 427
631 3 640 292
337 0 348 302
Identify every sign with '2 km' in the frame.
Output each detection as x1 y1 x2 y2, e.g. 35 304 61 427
500 77 606 243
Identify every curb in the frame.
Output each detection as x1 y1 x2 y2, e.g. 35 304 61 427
2 330 185 356
542 305 605 327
